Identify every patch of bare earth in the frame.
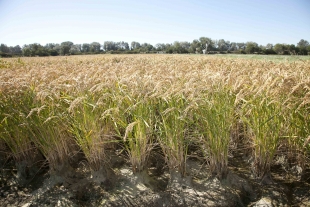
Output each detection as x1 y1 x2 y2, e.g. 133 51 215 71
1 151 309 207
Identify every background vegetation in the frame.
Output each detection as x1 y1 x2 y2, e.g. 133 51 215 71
1 38 309 57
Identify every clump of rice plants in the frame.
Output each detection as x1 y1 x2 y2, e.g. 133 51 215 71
240 94 285 180
106 87 159 187
157 95 189 183
0 90 43 184
114 95 159 188
123 98 156 174
68 94 116 183
194 87 235 179
27 96 76 182
284 83 310 179
285 107 310 179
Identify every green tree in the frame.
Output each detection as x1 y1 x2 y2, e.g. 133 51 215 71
173 41 182 53
155 43 166 51
266 43 273 49
60 41 73 55
273 44 288 54
90 42 101 53
229 42 238 51
21 43 49 56
0 44 10 53
199 37 213 51
22 47 31 56
70 44 82 55
237 42 245 51
180 41 190 53
10 45 22 55
297 39 309 55
139 43 154 52
297 39 309 48
131 41 141 50
217 39 229 51
82 43 90 53
44 43 56 50
49 49 59 56
245 42 259 54
189 39 201 53
103 41 116 51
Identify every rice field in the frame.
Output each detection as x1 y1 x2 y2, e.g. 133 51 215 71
0 54 310 205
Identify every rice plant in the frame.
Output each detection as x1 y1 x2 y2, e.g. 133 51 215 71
68 93 116 181
123 97 156 174
0 90 42 183
0 93 33 162
26 96 75 180
194 87 235 179
241 94 285 179
284 89 310 177
157 95 188 178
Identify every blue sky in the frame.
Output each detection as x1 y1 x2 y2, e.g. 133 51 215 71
0 0 309 47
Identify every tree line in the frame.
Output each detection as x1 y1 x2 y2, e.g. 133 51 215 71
1 38 309 57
